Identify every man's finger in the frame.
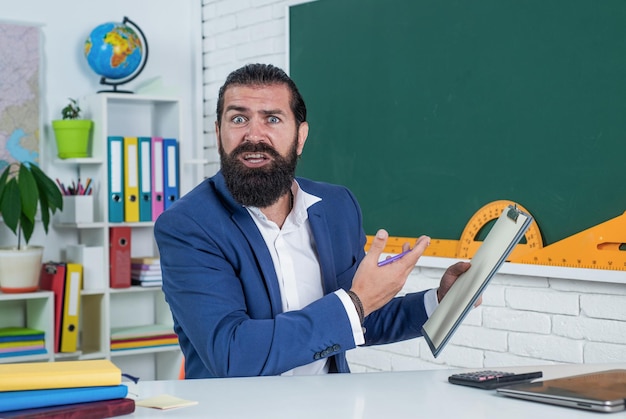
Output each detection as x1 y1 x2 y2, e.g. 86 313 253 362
410 235 431 257
445 261 471 277
368 229 389 263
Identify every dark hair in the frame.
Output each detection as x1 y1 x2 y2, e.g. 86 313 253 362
216 63 307 128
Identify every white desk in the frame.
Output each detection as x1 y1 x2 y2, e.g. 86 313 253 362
126 363 626 418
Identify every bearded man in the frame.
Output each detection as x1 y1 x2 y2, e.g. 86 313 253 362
154 63 471 379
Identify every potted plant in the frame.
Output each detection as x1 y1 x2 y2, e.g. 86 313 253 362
51 98 93 159
0 161 63 292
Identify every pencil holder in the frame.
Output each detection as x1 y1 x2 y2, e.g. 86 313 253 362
57 195 94 224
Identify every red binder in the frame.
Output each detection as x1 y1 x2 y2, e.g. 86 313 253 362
39 262 66 352
109 227 131 288
2 397 135 419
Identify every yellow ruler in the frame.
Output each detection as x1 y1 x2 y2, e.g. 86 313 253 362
366 200 626 271
366 200 541 260
365 235 458 257
510 211 626 270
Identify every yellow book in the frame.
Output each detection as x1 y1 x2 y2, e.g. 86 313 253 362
0 340 44 349
60 263 82 353
0 359 121 391
123 136 140 222
130 257 160 266
111 337 179 350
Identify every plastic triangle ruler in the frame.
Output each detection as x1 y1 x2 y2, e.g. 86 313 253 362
510 211 626 270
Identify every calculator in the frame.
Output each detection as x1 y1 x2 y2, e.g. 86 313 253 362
448 370 543 390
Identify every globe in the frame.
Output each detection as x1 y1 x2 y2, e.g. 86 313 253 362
83 18 148 92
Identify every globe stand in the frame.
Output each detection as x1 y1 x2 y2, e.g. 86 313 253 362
96 16 149 94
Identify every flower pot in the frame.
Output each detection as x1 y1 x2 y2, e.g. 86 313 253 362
52 119 93 159
0 246 43 293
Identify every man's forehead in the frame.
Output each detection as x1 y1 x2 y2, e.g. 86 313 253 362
223 83 291 107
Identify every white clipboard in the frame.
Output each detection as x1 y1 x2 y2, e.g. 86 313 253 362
422 204 533 357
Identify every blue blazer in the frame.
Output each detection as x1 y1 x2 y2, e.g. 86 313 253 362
154 172 429 378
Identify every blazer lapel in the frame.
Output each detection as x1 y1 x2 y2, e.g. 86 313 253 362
213 173 283 317
307 204 339 295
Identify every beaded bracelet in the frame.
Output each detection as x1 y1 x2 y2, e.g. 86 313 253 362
346 290 365 325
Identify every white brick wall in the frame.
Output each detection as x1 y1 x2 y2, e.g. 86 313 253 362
201 0 626 372
348 266 626 373
201 0 298 175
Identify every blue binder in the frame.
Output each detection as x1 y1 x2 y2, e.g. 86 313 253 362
107 136 124 222
163 138 179 210
137 136 153 222
0 384 128 412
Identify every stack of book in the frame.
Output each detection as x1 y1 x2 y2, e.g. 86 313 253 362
0 359 135 418
111 324 178 351
131 257 162 287
0 327 46 358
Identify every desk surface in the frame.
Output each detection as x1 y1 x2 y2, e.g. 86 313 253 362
126 363 626 418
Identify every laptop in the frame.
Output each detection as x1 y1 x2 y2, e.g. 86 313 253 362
497 369 626 413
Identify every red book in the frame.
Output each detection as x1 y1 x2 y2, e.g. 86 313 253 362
109 227 131 288
2 397 135 418
39 262 66 352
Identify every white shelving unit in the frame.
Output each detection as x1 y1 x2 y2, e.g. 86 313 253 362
0 94 189 380
0 291 55 364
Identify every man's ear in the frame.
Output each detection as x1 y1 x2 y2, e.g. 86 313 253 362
215 120 221 147
297 121 309 156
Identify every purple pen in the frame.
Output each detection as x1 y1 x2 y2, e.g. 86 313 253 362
377 248 412 267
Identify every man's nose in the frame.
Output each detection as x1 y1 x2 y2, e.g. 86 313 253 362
244 118 267 143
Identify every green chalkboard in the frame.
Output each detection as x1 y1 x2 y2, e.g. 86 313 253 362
289 0 626 246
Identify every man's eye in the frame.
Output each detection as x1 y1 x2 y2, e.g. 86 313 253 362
268 116 280 124
232 116 246 124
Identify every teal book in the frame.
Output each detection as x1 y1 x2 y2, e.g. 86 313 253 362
0 348 47 358
0 385 128 413
137 136 153 222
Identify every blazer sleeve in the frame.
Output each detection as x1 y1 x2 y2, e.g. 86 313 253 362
362 290 430 345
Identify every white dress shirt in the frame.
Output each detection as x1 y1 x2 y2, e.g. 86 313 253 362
246 181 438 375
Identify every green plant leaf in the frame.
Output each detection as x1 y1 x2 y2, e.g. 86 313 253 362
0 166 9 200
61 98 81 120
30 163 63 213
19 212 35 245
0 178 21 236
18 164 39 224
38 192 51 235
0 162 63 247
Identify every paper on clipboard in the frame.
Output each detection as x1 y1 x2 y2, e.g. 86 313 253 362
422 204 533 357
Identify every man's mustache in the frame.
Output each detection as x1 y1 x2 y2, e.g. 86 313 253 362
232 142 281 159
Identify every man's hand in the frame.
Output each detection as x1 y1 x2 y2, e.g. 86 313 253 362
350 229 430 317
437 261 482 307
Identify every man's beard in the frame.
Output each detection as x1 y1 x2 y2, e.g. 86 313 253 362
219 138 299 208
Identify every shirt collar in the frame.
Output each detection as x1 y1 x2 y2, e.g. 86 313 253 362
291 180 321 225
246 180 321 226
